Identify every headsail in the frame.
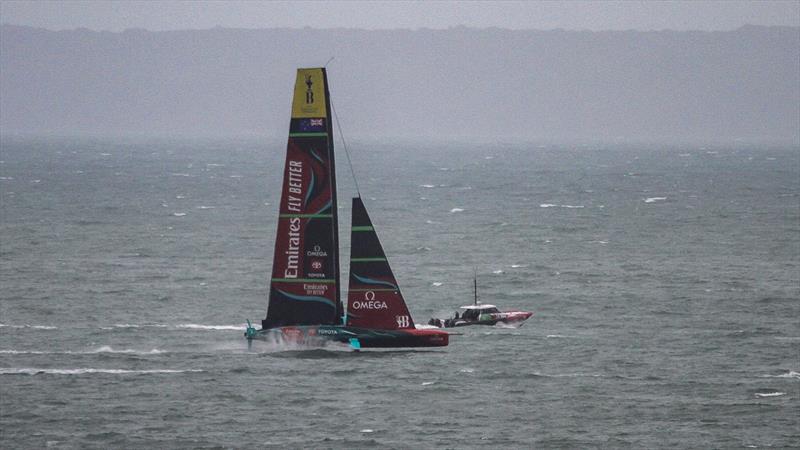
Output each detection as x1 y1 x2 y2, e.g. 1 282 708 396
263 68 341 328
346 197 415 330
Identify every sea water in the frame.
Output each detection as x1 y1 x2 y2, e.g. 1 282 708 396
1 135 798 448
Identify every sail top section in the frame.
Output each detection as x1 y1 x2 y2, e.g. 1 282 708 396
292 68 329 119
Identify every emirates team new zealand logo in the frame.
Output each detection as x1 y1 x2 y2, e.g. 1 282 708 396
305 75 314 104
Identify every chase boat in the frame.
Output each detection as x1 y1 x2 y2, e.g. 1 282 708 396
429 304 533 328
428 274 533 328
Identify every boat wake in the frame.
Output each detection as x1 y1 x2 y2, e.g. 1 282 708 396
0 368 203 375
247 335 352 354
102 323 245 331
173 324 244 330
0 346 165 355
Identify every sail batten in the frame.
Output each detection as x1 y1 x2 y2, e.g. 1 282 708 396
263 68 341 329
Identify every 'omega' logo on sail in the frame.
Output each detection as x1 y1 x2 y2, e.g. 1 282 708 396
351 291 388 310
307 245 327 257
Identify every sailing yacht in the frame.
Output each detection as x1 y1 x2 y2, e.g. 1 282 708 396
245 68 448 349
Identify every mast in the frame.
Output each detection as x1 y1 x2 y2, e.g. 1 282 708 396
473 270 478 306
321 69 342 324
262 68 340 329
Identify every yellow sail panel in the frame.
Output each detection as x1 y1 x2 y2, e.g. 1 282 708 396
291 68 328 118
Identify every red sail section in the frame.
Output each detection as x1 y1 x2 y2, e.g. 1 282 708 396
346 197 415 330
263 68 340 328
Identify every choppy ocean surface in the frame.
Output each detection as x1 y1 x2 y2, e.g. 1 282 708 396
1 135 798 448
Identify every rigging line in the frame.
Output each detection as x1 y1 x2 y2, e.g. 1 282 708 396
331 98 361 198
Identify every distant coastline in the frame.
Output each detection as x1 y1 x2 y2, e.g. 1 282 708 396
1 24 798 142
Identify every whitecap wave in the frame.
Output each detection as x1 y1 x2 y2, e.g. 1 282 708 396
91 346 164 354
431 282 443 287
755 392 786 398
420 184 435 188
0 350 48 354
0 324 57 330
644 197 667 203
540 204 584 208
449 208 464 213
172 212 187 217
761 371 800 379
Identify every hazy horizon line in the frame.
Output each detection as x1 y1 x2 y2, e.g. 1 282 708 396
3 22 797 34
2 130 797 148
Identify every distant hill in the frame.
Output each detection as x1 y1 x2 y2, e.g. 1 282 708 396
1 24 798 142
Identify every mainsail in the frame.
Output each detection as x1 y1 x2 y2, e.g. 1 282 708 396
346 197 415 330
263 68 341 328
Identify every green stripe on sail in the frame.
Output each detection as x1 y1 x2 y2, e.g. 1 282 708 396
271 278 336 283
351 226 374 232
289 132 328 137
349 288 398 292
350 257 387 262
279 213 333 218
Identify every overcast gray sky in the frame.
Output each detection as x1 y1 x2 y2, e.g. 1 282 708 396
1 0 798 32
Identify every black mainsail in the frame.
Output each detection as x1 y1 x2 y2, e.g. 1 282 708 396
262 68 341 328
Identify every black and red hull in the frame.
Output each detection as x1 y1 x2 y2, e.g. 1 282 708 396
249 325 449 348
